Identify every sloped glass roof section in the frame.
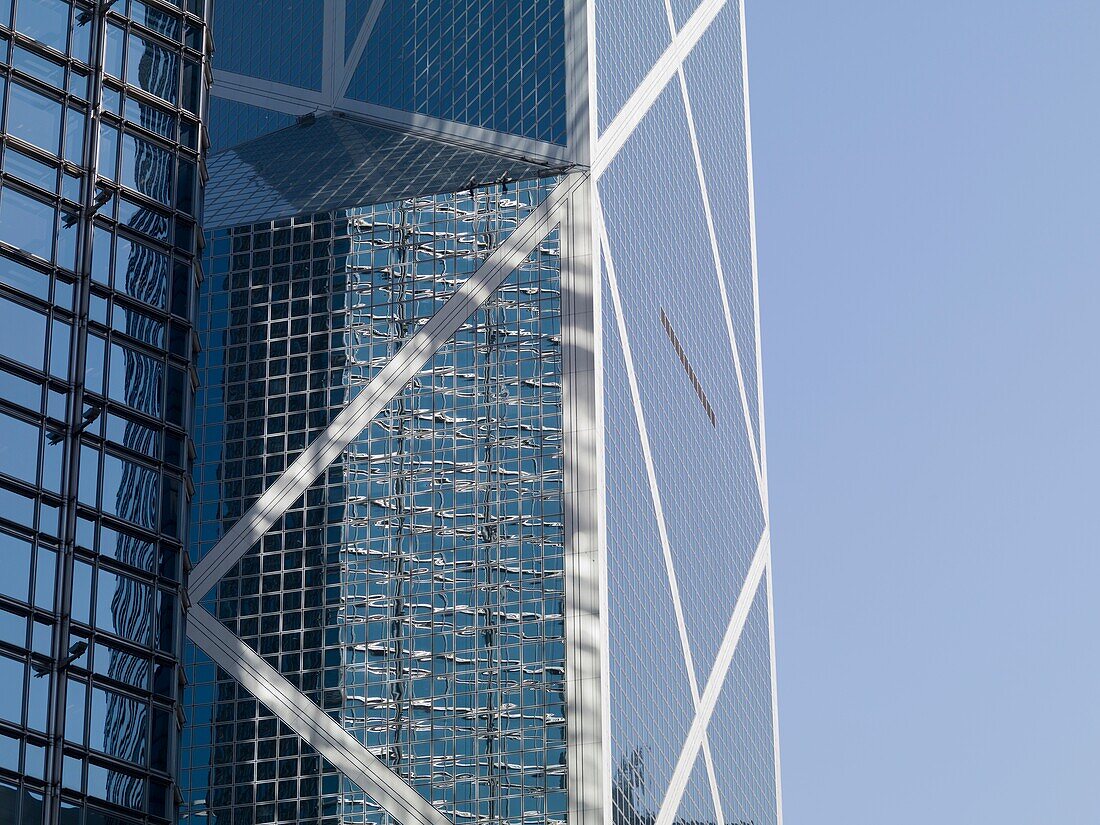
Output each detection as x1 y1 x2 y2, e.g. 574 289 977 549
204 113 565 228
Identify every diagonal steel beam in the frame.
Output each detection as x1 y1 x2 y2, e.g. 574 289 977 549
592 0 727 178
188 172 587 600
187 606 453 825
654 530 770 825
336 0 387 101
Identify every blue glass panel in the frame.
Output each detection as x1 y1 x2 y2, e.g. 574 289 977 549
682 1 761 455
0 293 48 369
0 531 32 603
0 655 24 725
5 82 63 155
95 566 153 645
14 0 70 53
212 0 323 90
595 0 670 133
345 0 567 144
707 577 777 825
107 341 164 419
603 283 698 824
125 31 180 105
600 83 764 683
119 132 173 207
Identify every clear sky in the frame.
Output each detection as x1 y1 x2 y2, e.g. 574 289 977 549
747 1 1100 822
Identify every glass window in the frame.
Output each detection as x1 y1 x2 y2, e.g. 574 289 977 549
107 340 163 418
12 44 66 88
0 252 51 301
0 367 41 412
0 294 47 369
0 531 32 603
0 654 24 725
104 23 125 78
0 185 55 261
89 685 147 766
64 106 85 165
3 146 58 193
126 32 179 105
5 82 63 154
113 233 169 309
100 451 159 530
119 132 173 207
95 567 152 645
71 558 92 624
125 95 174 141
14 0 70 54
105 411 159 457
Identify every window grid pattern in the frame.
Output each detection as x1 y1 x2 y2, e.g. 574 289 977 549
0 0 210 821
345 0 567 145
185 178 566 825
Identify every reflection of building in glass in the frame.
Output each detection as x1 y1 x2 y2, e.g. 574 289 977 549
0 1 210 824
183 3 781 825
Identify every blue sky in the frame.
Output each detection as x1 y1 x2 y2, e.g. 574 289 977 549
748 1 1100 822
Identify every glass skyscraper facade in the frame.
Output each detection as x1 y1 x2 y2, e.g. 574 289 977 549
1 2 781 825
0 0 212 823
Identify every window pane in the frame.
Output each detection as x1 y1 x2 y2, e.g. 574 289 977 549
14 0 70 53
107 341 164 418
0 411 40 485
0 186 55 261
95 568 152 645
6 83 63 154
4 146 58 192
125 32 179 105
0 295 47 369
0 655 24 725
114 234 169 309
0 531 32 603
119 133 173 207
0 253 50 301
100 451 159 530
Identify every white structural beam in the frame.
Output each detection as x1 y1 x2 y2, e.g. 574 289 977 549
189 173 587 600
187 607 453 825
739 0 770 512
336 0 387 101
765 557 785 825
592 0 726 178
597 202 726 825
561 178 605 825
653 531 770 825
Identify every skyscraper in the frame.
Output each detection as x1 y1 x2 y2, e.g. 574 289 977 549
183 2 781 825
0 0 212 823
2 1 780 824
